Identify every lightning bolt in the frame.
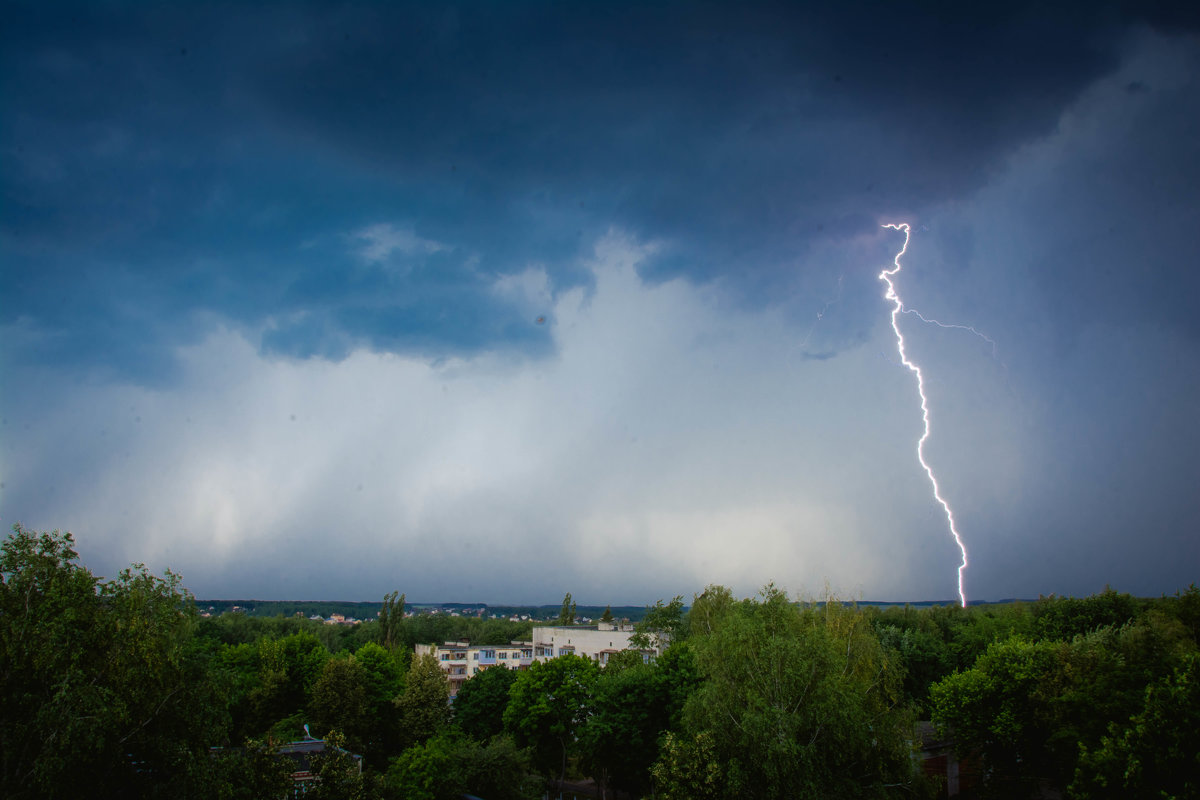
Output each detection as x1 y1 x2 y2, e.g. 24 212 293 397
901 309 998 359
880 223 969 607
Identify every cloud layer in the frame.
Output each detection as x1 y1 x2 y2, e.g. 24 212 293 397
2 3 1198 602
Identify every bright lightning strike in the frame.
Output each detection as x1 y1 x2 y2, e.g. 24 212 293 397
880 223 969 607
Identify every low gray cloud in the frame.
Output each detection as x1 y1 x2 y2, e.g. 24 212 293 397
0 233 988 602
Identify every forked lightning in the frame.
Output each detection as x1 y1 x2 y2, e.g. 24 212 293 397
880 223 969 607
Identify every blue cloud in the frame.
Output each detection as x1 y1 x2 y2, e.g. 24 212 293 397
2 0 1197 386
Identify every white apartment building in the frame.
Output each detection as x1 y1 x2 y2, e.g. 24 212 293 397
416 622 656 696
415 640 536 696
530 622 653 665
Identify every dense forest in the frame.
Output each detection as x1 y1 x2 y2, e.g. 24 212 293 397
2 524 1197 799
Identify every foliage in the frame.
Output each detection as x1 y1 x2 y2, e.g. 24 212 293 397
378 591 406 651
580 662 669 797
503 652 599 784
353 641 406 762
600 604 614 623
630 594 685 649
662 585 920 800
875 622 954 712
395 652 451 750
556 592 577 626
403 613 532 647
1161 584 1200 643
651 731 726 800
930 621 1193 798
310 654 372 754
1032 587 1141 641
686 584 736 638
7 523 1200 799
1071 652 1200 799
249 630 329 737
655 640 702 730
0 525 231 799
215 641 261 743
384 731 540 800
302 730 378 800
307 644 407 765
207 740 294 800
196 610 375 653
603 647 649 672
453 664 518 741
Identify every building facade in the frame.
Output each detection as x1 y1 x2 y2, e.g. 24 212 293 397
416 622 656 696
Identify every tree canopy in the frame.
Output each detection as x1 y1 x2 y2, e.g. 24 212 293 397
4 524 1196 799
661 586 920 800
0 525 226 799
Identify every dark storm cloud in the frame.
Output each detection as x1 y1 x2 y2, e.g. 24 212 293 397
5 0 1194 382
4 0 1200 604
247 1 1136 309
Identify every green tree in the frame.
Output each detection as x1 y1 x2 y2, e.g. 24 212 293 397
385 731 461 800
556 592 576 626
216 641 261 742
1160 584 1200 643
95 564 231 797
453 665 518 741
600 605 614 624
651 731 726 800
1 526 106 796
630 595 685 650
303 730 376 800
378 591 406 651
207 739 294 800
0 524 229 799
930 629 1146 797
580 640 699 795
309 654 371 755
250 630 329 738
1032 587 1140 641
503 653 599 785
1072 652 1200 799
354 641 405 761
385 731 540 800
875 622 954 713
603 648 648 672
395 653 450 750
686 584 735 638
655 641 701 731
580 662 668 797
403 612 532 648
662 586 919 800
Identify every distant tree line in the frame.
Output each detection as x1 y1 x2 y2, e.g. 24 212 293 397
2 523 1197 799
197 597 652 624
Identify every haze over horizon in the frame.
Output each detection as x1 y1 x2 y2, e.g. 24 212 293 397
3 1 1198 605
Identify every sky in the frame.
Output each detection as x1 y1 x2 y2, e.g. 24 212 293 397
2 1 1198 605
